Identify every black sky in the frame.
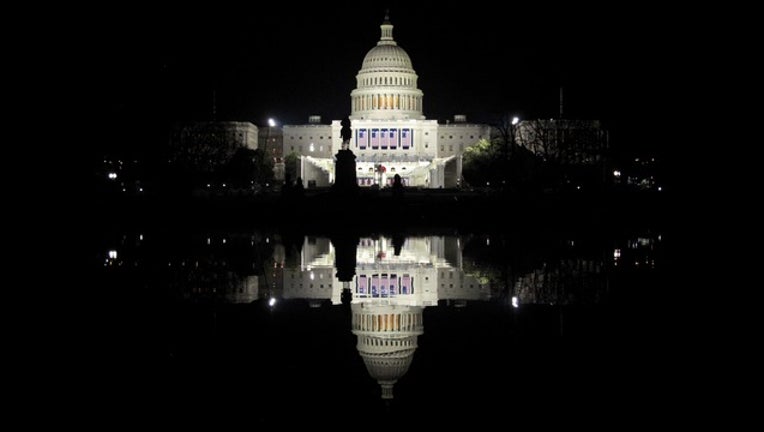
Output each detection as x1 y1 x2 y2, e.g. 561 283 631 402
96 1 674 158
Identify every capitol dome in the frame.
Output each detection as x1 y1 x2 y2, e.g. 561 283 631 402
361 44 414 70
350 14 425 121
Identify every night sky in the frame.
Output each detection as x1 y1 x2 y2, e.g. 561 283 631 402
95 1 674 158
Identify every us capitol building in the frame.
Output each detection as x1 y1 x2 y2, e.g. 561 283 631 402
284 14 491 188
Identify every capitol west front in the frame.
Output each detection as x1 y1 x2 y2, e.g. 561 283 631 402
284 14 491 188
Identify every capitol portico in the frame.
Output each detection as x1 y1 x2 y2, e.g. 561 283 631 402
283 13 491 188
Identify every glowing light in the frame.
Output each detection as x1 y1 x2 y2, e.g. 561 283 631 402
268 118 276 127
613 249 621 258
138 188 143 192
511 117 519 125
658 186 662 191
486 238 490 246
268 297 277 307
576 185 581 190
511 296 519 308
108 172 117 179
613 170 621 177
309 143 315 152
108 250 117 259
310 272 315 280
139 234 143 240
207 237 211 245
222 238 226 244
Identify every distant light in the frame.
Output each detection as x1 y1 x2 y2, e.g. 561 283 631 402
268 297 277 307
511 117 519 125
108 250 117 259
486 238 490 246
139 234 143 241
207 237 211 245
108 172 117 179
613 170 621 177
265 237 269 243
511 296 519 308
138 188 143 192
222 238 226 244
268 118 276 127
222 183 226 187
658 186 662 192
206 183 211 188
613 249 621 258
576 185 581 190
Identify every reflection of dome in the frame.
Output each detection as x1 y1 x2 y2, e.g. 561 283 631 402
351 303 424 399
350 13 424 120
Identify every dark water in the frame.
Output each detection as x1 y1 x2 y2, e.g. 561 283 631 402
96 222 673 425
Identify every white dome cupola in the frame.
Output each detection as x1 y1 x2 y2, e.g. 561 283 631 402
350 12 425 120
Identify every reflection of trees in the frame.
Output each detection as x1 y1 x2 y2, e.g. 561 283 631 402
461 233 608 305
166 232 274 303
514 259 607 305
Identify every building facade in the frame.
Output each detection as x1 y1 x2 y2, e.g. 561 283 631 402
283 15 490 188
169 121 259 173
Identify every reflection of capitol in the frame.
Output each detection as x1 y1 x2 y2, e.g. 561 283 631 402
351 303 423 399
283 236 489 399
283 236 489 305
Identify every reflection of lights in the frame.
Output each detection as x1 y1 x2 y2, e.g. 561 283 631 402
268 298 277 307
511 296 519 308
108 250 117 259
613 249 621 258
